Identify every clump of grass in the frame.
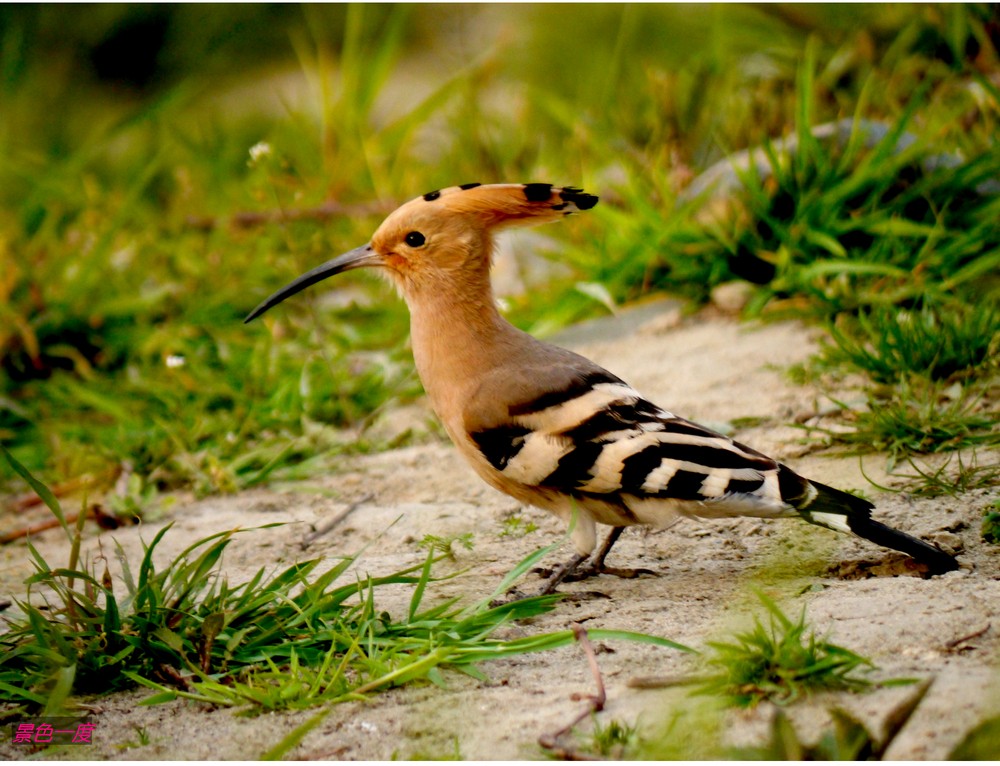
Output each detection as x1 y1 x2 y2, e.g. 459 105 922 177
737 708 876 759
415 532 474 560
0 446 686 717
814 380 998 465
710 46 1000 322
982 499 1000 545
732 678 932 760
693 591 874 707
821 303 1000 384
498 513 538 539
950 713 1000 759
870 452 1000 499
584 717 639 759
548 715 642 760
732 682 1000 760
805 301 1000 488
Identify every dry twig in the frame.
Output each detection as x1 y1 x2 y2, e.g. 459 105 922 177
538 623 608 760
300 493 374 550
0 504 122 544
943 623 991 651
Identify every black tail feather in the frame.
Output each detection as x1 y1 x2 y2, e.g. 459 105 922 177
846 515 959 574
796 476 958 575
805 479 874 516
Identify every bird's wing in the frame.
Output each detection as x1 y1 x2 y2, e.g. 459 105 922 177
467 366 786 509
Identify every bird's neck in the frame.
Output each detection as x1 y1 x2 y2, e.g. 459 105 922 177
405 271 527 427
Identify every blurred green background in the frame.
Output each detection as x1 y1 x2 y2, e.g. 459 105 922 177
1 4 997 508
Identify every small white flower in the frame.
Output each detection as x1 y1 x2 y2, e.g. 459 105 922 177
248 141 273 165
165 354 186 368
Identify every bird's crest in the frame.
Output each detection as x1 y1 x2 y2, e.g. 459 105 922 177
397 182 598 229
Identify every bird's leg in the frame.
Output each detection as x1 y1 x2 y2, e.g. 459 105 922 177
504 529 657 604
564 527 659 582
585 526 625 571
536 551 589 595
534 531 622 595
537 528 658 593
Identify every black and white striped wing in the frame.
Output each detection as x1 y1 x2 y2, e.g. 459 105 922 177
470 370 792 515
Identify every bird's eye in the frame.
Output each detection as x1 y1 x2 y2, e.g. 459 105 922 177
404 231 426 248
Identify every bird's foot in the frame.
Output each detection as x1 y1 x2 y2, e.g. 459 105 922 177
489 531 658 606
533 551 658 594
561 563 657 582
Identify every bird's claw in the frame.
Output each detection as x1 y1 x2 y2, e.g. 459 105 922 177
562 564 657 582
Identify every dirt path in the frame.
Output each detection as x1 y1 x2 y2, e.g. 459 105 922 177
2 304 998 759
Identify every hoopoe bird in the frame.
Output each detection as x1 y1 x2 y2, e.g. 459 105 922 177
246 183 958 587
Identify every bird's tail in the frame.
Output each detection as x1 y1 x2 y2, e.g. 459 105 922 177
779 466 958 574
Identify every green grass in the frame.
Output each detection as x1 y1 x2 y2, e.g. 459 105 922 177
498 512 538 539
549 590 897 759
950 713 1000 759
824 380 997 459
696 33 1000 320
0 445 690 718
415 532 474 560
802 301 999 481
692 591 875 707
729 682 1000 760
629 676 998 760
869 452 1000 499
586 717 639 758
821 303 1000 384
729 679 932 760
983 499 1000 545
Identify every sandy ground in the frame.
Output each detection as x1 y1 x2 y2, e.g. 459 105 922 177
2 302 998 760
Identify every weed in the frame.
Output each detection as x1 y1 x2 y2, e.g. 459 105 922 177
585 716 639 759
869 451 1000 498
115 726 152 750
821 303 1000 384
498 513 538 539
693 591 874 707
541 714 641 760
950 713 1000 759
809 379 998 464
982 500 1000 545
415 533 474 560
731 678 931 759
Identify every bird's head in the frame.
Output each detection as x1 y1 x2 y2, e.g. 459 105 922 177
244 182 598 322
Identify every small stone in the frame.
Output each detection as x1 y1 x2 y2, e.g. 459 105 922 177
710 280 755 312
638 306 684 336
926 531 964 555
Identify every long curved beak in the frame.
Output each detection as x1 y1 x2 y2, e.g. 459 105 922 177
244 243 381 323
